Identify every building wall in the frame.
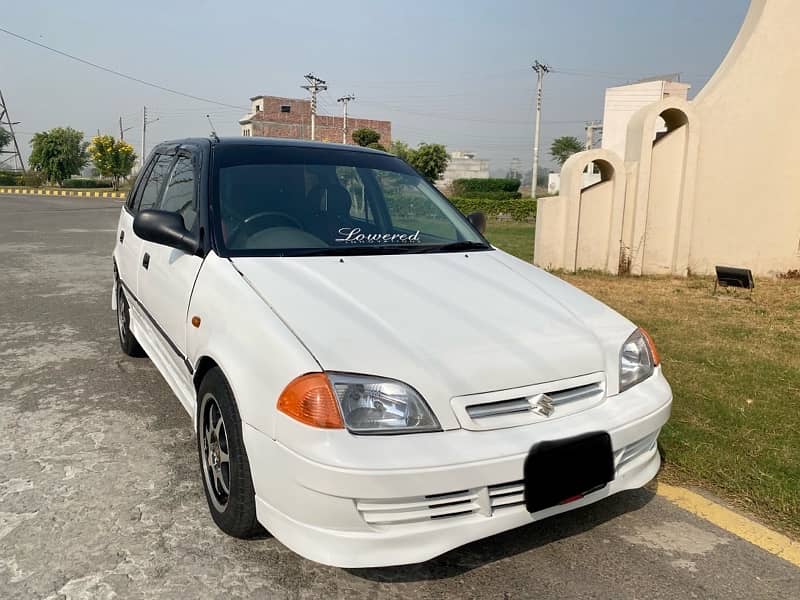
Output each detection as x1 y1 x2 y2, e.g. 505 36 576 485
601 80 690 160
242 96 391 146
535 0 800 278
437 152 490 188
686 0 800 276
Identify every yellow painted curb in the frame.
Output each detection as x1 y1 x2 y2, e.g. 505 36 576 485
655 482 800 567
0 187 126 199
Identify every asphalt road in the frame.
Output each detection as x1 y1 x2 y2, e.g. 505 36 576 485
0 193 798 599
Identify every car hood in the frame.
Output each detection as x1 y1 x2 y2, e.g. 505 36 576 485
231 250 634 424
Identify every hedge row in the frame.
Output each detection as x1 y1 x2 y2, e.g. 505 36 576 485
456 190 522 200
62 178 114 189
0 171 45 187
451 178 521 195
450 197 536 222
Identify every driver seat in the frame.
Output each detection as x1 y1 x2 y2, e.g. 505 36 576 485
306 184 353 241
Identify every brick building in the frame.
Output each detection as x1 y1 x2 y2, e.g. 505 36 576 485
239 95 391 146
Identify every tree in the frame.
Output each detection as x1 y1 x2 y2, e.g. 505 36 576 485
0 127 11 152
389 140 449 182
388 140 414 163
407 143 448 182
549 136 584 166
351 128 381 147
88 135 137 190
29 127 88 185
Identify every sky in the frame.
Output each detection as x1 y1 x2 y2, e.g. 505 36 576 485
0 0 749 174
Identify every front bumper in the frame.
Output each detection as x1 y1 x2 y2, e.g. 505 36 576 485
243 370 672 568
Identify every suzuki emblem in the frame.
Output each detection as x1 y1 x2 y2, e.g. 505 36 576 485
529 393 555 417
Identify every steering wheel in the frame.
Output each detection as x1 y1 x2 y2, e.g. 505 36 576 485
228 211 304 247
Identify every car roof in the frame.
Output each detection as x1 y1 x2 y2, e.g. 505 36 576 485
154 136 391 156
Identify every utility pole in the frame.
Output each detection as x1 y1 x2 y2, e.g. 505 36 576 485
0 89 26 172
337 94 355 144
119 116 133 140
530 60 550 198
301 73 327 141
140 106 159 169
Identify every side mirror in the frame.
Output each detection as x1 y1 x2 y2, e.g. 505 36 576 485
467 211 487 234
133 209 198 254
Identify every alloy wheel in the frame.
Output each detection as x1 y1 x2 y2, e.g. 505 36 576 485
199 392 231 512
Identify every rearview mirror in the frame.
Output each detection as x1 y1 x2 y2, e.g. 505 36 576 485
467 211 487 234
133 209 198 255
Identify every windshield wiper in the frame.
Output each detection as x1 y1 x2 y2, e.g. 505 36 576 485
409 241 491 254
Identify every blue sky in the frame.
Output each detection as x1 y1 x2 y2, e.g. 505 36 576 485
1 0 749 173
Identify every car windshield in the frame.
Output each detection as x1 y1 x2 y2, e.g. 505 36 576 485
211 144 490 256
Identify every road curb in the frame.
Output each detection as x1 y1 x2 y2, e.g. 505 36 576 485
655 482 800 568
0 187 127 199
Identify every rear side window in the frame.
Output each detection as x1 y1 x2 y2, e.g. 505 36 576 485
158 155 197 231
136 154 174 212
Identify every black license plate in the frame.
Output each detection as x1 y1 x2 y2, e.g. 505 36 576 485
524 431 614 513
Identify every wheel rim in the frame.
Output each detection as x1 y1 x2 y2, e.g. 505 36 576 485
199 392 231 512
117 286 129 343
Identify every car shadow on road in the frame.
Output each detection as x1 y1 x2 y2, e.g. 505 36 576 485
347 487 656 583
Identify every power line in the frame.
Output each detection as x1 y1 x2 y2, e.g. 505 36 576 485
0 26 248 111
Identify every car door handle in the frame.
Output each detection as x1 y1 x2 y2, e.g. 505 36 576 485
142 253 150 270
119 230 125 244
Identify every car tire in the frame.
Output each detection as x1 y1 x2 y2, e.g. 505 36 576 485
197 366 263 539
116 280 145 357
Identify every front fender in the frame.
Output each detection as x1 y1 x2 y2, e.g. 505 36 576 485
186 252 320 439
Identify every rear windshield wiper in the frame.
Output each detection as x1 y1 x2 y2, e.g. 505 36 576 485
409 241 492 254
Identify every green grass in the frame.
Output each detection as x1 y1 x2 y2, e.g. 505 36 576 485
484 219 536 262
562 273 800 537
486 220 800 535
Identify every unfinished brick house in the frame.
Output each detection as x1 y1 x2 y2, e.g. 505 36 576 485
239 95 392 146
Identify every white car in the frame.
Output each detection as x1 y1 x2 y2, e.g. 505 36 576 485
112 137 671 568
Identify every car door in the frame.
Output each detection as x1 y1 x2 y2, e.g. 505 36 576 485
116 152 175 297
137 149 204 382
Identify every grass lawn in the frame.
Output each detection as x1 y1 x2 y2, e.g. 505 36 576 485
484 219 536 262
488 219 800 536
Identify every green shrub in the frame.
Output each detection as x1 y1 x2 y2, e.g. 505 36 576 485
449 197 536 222
451 178 521 195
21 171 45 187
61 178 113 189
456 190 522 200
0 171 45 187
0 171 20 186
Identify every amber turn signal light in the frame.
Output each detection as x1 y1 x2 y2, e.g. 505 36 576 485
639 328 660 366
277 373 344 429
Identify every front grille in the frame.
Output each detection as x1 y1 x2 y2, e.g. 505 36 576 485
615 431 659 468
466 382 604 420
454 374 606 431
356 489 481 525
488 480 525 511
355 431 660 528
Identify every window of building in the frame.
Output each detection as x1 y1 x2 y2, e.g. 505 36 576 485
281 105 291 113
255 104 261 111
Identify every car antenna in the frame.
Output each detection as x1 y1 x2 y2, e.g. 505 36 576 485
206 114 220 142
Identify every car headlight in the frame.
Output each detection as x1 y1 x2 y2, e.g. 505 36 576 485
619 328 660 392
327 373 441 434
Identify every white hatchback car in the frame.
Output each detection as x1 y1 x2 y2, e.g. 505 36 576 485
113 137 671 568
